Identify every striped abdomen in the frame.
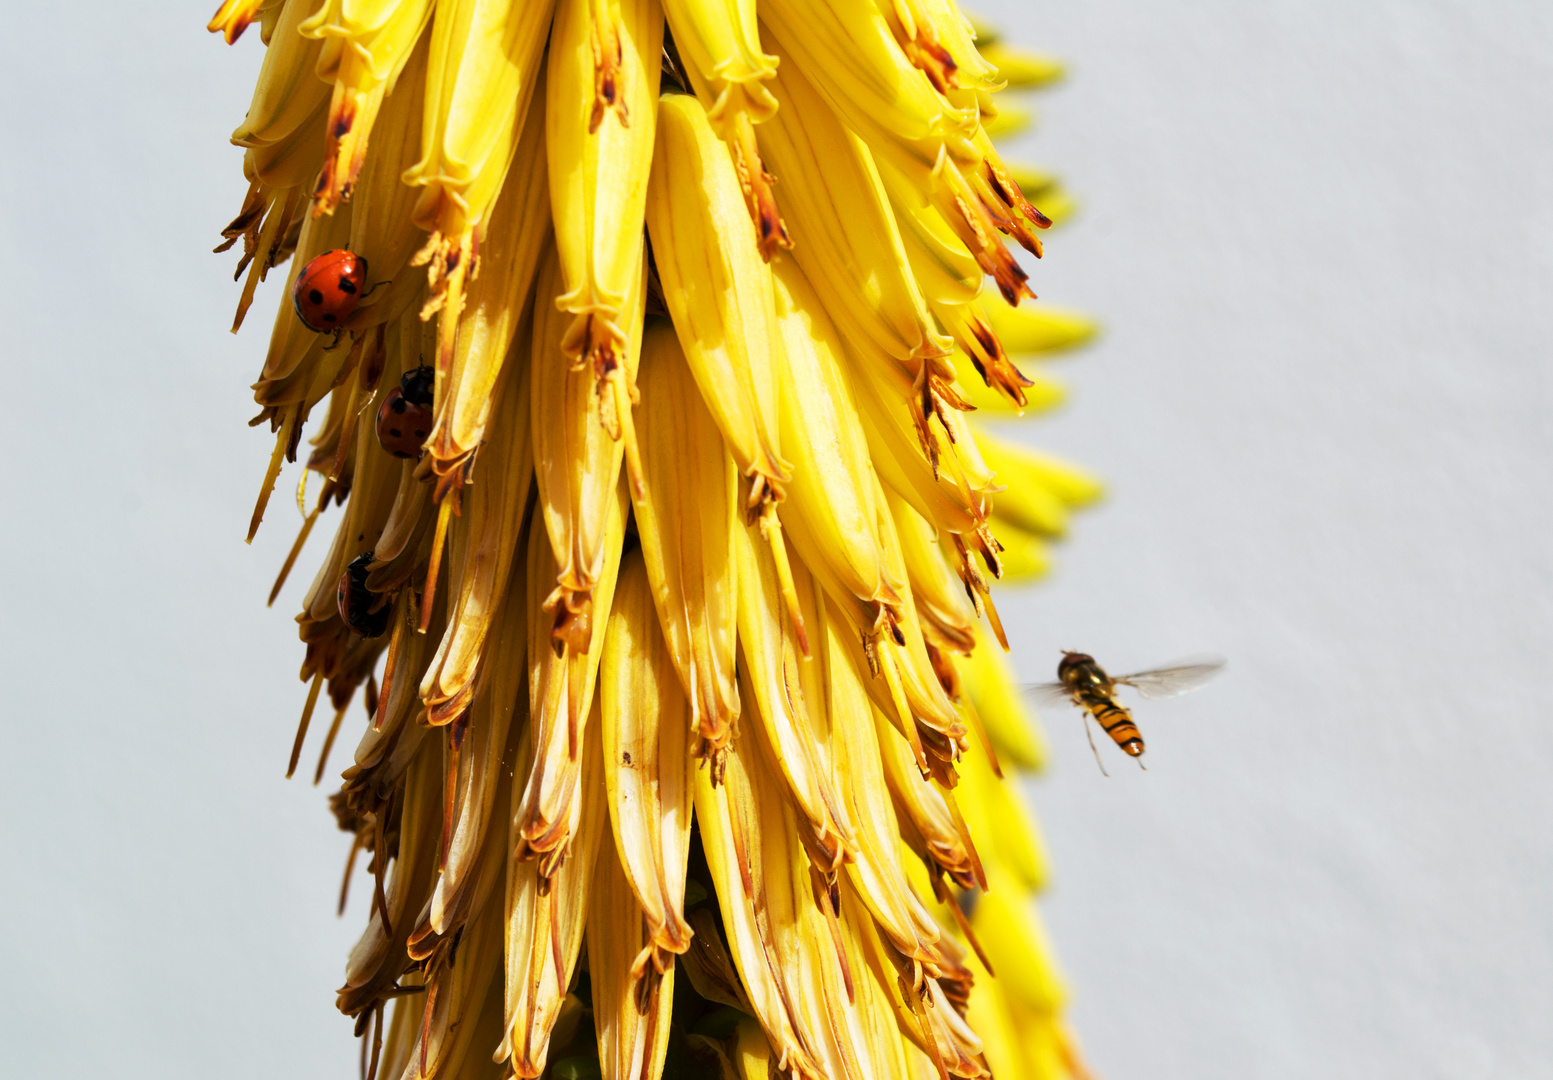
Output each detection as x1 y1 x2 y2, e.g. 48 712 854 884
1084 695 1145 756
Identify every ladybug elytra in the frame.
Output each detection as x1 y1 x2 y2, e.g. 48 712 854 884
293 249 368 332
375 365 434 459
336 551 390 638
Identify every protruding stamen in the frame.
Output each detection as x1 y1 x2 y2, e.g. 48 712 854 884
418 496 455 633
956 691 1004 779
612 374 647 498
371 604 403 731
728 112 791 260
878 641 928 772
269 507 320 607
249 404 299 544
233 186 301 333
287 669 325 779
943 883 995 976
309 696 346 785
758 502 810 657
937 784 987 891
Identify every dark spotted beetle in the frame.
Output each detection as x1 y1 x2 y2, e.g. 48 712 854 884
336 551 390 638
376 365 434 458
293 249 368 332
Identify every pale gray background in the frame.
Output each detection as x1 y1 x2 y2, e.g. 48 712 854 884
0 1 1548 1077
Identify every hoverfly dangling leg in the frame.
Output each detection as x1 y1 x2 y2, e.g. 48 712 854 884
1081 711 1109 778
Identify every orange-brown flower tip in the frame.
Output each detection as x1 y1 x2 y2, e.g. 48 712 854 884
913 39 962 95
549 594 594 657
964 312 1034 409
981 158 1056 233
729 115 792 259
925 639 962 701
756 198 793 260
312 97 362 217
988 250 1037 306
217 184 265 250
424 686 473 727
976 188 1046 261
589 5 629 133
206 0 262 45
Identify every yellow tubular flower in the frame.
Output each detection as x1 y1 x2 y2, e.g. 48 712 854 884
630 322 743 761
644 93 787 504
209 1 1105 1076
599 554 697 965
756 41 951 372
658 0 787 250
302 0 435 214
547 0 662 389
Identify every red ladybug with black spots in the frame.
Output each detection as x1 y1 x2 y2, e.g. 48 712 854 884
293 249 368 332
375 365 435 459
336 551 390 638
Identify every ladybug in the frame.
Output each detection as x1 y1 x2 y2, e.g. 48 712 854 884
336 551 390 638
376 365 435 458
293 249 368 332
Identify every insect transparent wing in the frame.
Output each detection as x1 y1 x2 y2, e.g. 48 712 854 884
1020 681 1073 707
1113 655 1226 700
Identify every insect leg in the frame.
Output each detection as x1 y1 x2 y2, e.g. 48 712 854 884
1082 710 1109 777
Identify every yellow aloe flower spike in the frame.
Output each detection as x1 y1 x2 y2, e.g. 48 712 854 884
208 4 1110 1077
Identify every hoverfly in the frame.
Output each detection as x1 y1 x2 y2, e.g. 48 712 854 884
1025 651 1226 773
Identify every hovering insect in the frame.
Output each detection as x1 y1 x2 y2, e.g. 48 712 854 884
1025 651 1226 772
